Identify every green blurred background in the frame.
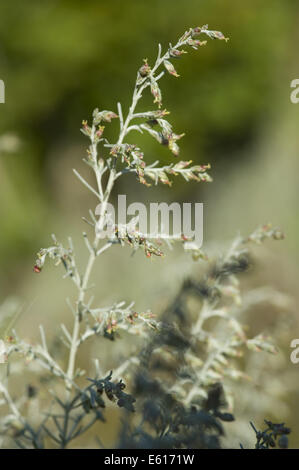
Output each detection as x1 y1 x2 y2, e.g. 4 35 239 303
0 0 299 448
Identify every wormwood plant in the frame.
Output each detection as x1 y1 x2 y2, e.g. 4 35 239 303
0 26 288 449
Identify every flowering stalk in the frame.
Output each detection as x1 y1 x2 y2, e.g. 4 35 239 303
38 25 229 396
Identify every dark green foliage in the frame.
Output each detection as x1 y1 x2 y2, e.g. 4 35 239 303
118 372 229 449
87 372 136 413
249 420 291 449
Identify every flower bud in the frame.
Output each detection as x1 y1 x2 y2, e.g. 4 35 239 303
169 48 187 57
96 125 105 139
164 60 179 78
150 81 162 108
138 59 151 78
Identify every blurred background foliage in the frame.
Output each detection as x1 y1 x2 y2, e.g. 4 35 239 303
0 0 299 448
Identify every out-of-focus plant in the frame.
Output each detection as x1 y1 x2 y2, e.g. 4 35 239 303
248 420 291 449
116 225 286 449
0 26 288 449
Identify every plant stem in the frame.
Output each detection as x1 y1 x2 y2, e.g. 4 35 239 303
65 75 146 395
65 28 200 396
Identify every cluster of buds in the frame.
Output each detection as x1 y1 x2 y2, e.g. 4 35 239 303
247 334 278 355
146 25 228 110
140 161 212 187
33 238 73 274
110 143 148 186
133 109 169 120
142 167 171 187
33 248 48 273
169 48 187 58
167 132 184 156
168 161 212 182
80 120 92 138
127 310 156 326
109 144 122 157
122 144 145 167
141 120 184 157
244 224 285 245
144 241 164 258
136 168 151 187
81 121 106 150
95 125 105 139
127 311 139 325
81 109 118 151
114 224 163 258
193 24 229 42
109 142 144 163
187 38 207 50
92 108 118 125
105 318 118 336
116 25 229 191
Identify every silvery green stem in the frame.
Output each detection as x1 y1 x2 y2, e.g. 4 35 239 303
65 64 152 394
